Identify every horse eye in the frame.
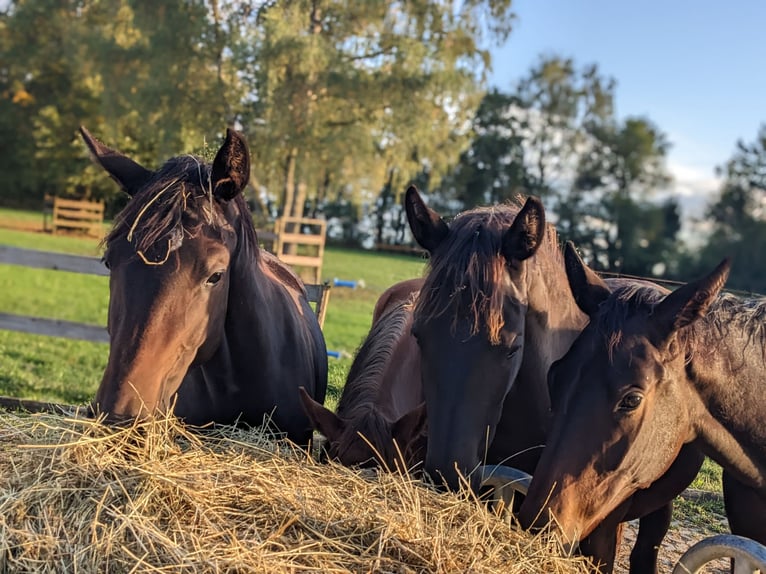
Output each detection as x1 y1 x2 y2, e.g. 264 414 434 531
206 271 224 286
618 392 643 412
102 258 111 270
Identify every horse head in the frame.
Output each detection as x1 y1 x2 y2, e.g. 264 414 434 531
300 388 426 469
519 242 730 542
82 127 252 422
405 185 546 490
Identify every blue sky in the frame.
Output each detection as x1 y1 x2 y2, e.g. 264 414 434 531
488 0 766 209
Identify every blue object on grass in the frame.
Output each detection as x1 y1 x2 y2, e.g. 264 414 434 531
333 278 357 289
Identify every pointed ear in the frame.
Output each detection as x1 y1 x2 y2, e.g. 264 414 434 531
392 402 427 448
501 196 546 263
212 128 250 201
299 387 344 443
564 241 611 317
404 185 449 252
79 126 152 196
650 258 730 343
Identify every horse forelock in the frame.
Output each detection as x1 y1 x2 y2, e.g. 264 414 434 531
337 302 412 424
593 284 660 358
104 155 257 264
415 201 561 345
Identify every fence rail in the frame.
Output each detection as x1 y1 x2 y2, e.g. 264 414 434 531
0 245 330 344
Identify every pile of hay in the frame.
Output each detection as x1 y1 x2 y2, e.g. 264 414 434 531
0 413 592 573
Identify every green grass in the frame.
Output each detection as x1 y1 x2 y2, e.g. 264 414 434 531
0 207 46 226
0 227 425 411
0 228 105 256
672 457 726 526
690 457 723 492
674 494 728 533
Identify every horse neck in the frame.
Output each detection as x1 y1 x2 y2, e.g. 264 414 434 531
686 304 766 490
523 251 588 375
223 244 316 372
338 308 419 423
501 252 587 444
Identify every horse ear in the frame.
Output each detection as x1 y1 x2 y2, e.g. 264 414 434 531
392 402 427 448
79 126 152 196
650 258 730 342
404 185 449 252
501 196 546 263
299 387 344 443
564 241 611 317
211 128 251 201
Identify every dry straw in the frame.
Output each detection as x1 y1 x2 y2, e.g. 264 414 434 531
0 412 593 573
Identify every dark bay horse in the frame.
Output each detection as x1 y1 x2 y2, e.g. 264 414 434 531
405 188 703 573
520 244 766 550
405 185 559 489
300 283 425 469
372 277 424 325
81 127 327 444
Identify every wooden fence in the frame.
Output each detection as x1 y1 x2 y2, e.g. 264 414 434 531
43 195 105 237
0 245 331 344
274 217 327 284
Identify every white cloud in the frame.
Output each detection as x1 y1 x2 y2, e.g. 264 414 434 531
662 160 722 219
661 160 723 247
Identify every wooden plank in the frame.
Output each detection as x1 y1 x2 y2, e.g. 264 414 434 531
277 216 326 227
277 232 325 246
304 283 326 303
52 219 102 231
52 197 104 237
52 197 104 212
0 313 109 343
0 246 108 276
309 282 331 328
54 211 104 221
277 254 323 268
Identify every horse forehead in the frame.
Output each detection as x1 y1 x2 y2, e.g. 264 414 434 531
608 337 665 380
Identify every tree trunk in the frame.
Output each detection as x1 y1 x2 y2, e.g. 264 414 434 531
282 148 298 218
375 168 395 245
293 181 308 219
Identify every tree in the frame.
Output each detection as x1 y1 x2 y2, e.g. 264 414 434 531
249 0 515 219
434 57 616 211
0 0 250 210
689 124 766 292
422 56 678 274
566 116 676 274
437 89 530 209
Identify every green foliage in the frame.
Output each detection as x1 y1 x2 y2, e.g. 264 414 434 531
439 89 529 210
250 0 514 218
1 0 248 211
0 0 515 231
432 55 679 275
687 124 766 292
567 115 677 274
690 458 723 492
